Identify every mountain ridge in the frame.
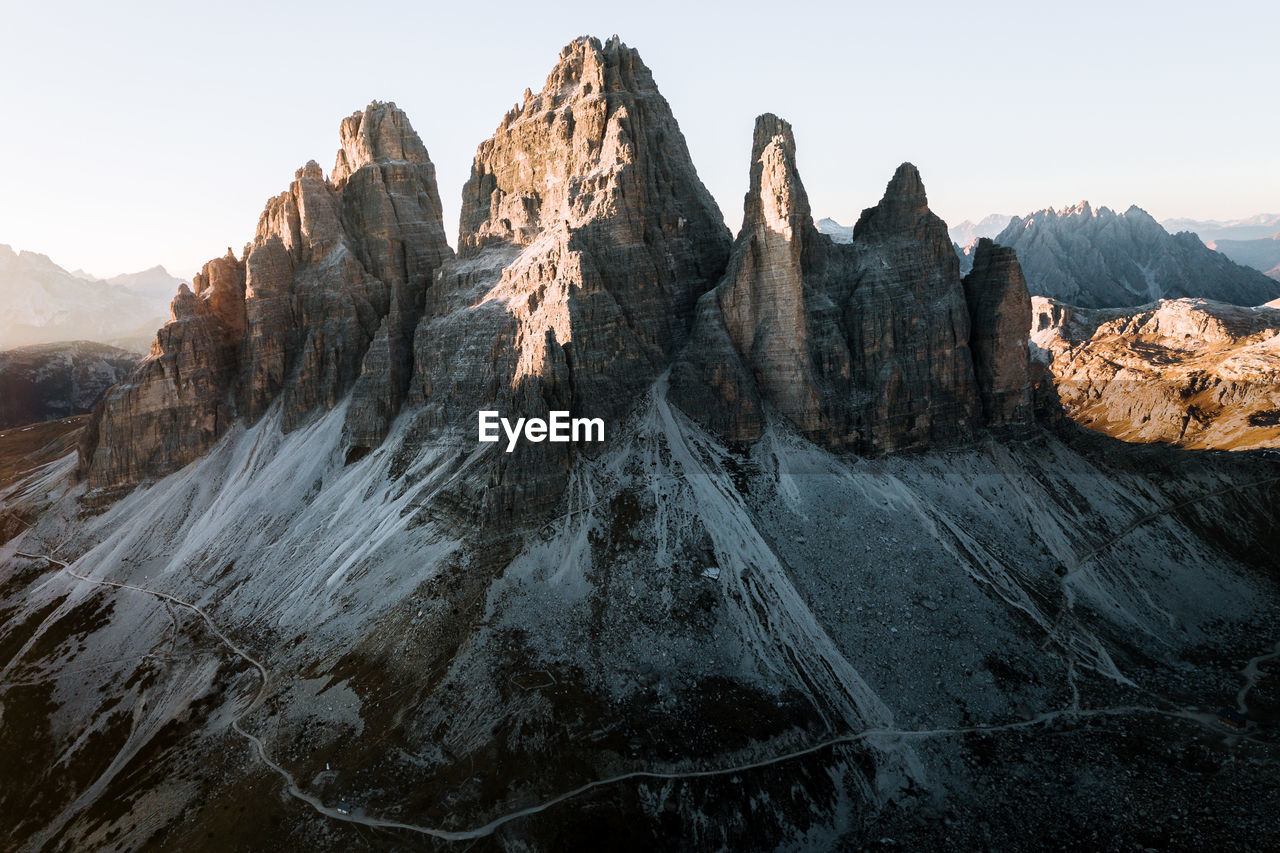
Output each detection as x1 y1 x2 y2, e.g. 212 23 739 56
2 34 1278 852
993 202 1280 308
0 244 177 352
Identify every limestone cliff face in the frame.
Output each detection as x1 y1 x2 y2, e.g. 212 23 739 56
843 163 982 451
714 114 829 436
334 103 453 450
407 36 731 517
80 284 240 486
80 102 451 487
673 119 1003 453
962 238 1034 429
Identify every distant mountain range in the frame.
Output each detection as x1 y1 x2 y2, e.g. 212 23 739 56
948 214 1013 247
1204 234 1280 281
991 203 1280 308
1161 213 1280 244
818 203 1280 308
814 216 853 243
0 245 182 351
817 213 1012 249
79 264 187 302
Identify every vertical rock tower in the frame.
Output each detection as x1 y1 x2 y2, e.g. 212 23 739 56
673 115 1034 450
80 102 452 487
962 238 1034 428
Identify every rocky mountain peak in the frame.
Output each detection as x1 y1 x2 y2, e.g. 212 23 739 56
962 239 1034 429
852 162 938 241
404 35 730 516
80 99 453 487
994 202 1280 308
1067 200 1094 218
332 101 429 186
674 131 1020 453
457 35 722 258
745 113 811 242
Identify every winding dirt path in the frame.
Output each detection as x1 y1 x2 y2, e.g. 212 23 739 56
1237 639 1280 715
12 546 1272 843
1071 474 1280 573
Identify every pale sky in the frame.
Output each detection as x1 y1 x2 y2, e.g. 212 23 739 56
1 0 1275 279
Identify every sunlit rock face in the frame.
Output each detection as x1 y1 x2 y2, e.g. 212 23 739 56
673 118 1007 453
406 35 731 519
79 103 452 488
334 103 453 451
1032 296 1280 449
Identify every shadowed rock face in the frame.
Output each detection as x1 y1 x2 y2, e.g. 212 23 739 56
673 119 1008 453
406 35 731 518
844 163 983 451
963 238 1034 429
80 102 452 487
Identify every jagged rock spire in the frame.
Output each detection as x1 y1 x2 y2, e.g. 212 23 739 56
674 143 995 453
853 163 944 244
962 238 1034 429
714 113 826 436
80 102 452 487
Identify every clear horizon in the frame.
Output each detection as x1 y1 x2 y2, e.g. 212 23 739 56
2 0 1276 280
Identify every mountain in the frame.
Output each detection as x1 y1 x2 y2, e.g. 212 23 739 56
994 202 1280 308
0 245 174 351
1033 296 1280 449
949 213 1013 247
814 216 853 243
1162 213 1280 244
2 36 1279 852
671 116 1029 452
0 342 139 429
104 265 186 302
1205 233 1280 280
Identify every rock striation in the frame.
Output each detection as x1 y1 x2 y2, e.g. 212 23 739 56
406 35 731 516
1032 296 1280 449
80 102 452 487
78 46 1043 500
672 116 1033 451
963 238 1034 428
994 203 1280 308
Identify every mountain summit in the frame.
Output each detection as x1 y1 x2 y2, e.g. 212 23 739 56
994 202 1280 308
672 119 1033 451
5 35 1279 853
79 101 453 488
